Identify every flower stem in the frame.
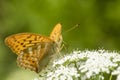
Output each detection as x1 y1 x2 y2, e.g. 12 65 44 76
109 74 112 80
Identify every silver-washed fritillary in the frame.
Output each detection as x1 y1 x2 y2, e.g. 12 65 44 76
5 23 62 73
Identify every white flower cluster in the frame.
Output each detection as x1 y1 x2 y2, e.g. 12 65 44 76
112 67 120 80
34 50 120 80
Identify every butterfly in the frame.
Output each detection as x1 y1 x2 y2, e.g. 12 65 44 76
5 23 62 73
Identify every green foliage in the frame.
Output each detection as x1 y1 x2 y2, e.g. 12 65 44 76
0 0 120 80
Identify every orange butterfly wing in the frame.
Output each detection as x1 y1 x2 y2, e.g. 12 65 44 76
17 42 55 73
5 33 54 55
5 23 62 73
50 23 62 49
5 33 55 73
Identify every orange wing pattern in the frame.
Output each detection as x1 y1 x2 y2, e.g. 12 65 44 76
5 33 54 55
5 23 62 73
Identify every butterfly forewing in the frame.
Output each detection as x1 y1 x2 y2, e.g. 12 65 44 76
5 33 54 55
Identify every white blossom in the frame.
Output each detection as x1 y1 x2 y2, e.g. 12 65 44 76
34 49 120 80
116 75 120 80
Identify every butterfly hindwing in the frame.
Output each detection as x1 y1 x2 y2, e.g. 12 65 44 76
17 42 55 73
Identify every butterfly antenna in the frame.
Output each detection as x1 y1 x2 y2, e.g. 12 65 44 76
63 24 80 34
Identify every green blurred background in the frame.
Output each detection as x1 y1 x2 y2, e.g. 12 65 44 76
0 0 120 80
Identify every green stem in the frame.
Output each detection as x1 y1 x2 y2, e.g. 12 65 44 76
109 74 112 80
74 62 81 80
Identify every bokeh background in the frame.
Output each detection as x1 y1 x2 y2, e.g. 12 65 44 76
0 0 120 80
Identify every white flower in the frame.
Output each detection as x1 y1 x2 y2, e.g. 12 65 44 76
112 66 120 80
116 75 120 80
34 49 120 80
46 65 79 80
34 78 40 80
